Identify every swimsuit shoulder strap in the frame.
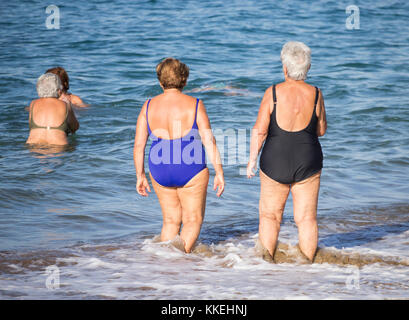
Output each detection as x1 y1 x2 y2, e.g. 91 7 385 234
29 100 43 129
194 98 200 125
271 84 277 118
56 102 70 132
313 86 319 115
29 101 34 125
272 84 277 105
146 98 152 134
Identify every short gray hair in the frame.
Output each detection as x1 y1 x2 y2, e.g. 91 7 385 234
280 41 311 80
36 73 62 98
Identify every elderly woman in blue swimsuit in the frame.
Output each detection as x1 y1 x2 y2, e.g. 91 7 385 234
247 42 327 261
133 58 225 253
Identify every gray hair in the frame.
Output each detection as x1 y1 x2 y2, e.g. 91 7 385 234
36 73 62 98
280 41 311 80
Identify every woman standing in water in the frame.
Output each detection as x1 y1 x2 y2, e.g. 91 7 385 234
26 73 79 146
247 42 327 261
133 58 225 253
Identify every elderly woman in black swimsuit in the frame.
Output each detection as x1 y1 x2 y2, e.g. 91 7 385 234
247 41 327 261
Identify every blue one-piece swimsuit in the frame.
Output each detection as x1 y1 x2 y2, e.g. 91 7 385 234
146 98 207 187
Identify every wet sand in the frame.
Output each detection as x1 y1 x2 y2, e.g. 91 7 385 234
254 241 409 267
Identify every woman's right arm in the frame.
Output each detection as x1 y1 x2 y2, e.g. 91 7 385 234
196 100 225 197
247 87 272 178
133 100 151 197
316 89 327 137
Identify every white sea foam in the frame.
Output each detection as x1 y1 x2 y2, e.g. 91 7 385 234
1 230 407 300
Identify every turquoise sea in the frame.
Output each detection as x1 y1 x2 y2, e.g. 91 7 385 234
0 0 408 299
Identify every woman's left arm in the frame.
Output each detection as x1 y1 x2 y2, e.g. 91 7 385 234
133 100 151 196
316 89 327 137
196 100 225 197
247 87 272 178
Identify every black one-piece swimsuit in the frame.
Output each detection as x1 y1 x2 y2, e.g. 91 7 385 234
259 84 323 184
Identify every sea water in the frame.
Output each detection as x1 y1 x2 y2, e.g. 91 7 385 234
0 0 408 299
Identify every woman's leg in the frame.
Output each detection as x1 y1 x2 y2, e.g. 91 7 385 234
150 174 182 242
259 170 290 257
291 171 321 261
177 168 209 253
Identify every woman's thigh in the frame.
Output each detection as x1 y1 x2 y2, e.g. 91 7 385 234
150 173 182 224
177 168 209 223
259 170 290 220
291 171 321 223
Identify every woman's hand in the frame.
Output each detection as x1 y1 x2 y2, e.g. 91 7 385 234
136 175 151 197
247 160 257 178
213 172 225 197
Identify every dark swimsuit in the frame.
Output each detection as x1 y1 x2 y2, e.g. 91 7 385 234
147 98 207 187
259 85 323 184
29 101 72 135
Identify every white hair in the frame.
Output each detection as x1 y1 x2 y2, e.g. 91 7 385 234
280 41 311 80
36 73 62 98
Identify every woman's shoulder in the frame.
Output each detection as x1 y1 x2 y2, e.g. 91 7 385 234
300 83 321 106
175 92 199 102
183 93 200 105
30 98 40 106
261 84 275 99
47 98 67 111
34 97 64 106
304 83 321 100
55 98 68 107
268 82 285 96
303 81 319 91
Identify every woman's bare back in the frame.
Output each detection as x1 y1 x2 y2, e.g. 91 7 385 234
147 91 199 139
274 82 318 132
26 98 72 145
